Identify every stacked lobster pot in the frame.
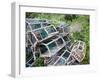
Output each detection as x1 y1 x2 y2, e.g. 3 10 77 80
25 18 86 67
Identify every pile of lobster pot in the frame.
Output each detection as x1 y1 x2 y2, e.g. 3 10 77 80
25 18 86 67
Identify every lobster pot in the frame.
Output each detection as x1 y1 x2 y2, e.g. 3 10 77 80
39 36 66 57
